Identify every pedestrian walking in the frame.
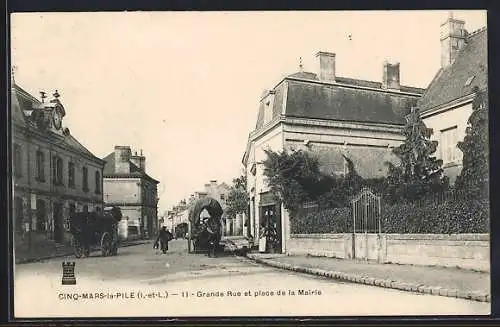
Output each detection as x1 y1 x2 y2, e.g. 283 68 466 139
154 226 173 254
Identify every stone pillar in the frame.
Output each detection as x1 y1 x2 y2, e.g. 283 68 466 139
281 203 290 254
235 213 243 236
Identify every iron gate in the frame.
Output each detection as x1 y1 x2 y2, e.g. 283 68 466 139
351 187 382 260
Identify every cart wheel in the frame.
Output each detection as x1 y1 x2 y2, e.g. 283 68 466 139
101 232 112 257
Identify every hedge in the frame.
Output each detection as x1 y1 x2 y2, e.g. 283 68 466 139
291 207 352 234
290 197 489 234
382 198 489 234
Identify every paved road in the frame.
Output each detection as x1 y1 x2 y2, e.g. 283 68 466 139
14 240 489 317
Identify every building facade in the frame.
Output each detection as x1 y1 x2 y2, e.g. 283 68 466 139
12 84 105 252
102 146 159 240
418 15 487 184
242 51 425 253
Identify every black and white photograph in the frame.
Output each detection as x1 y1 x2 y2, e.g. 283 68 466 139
9 10 489 318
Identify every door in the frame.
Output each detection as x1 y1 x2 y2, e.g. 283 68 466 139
36 200 47 232
14 197 24 233
53 202 64 243
262 204 282 253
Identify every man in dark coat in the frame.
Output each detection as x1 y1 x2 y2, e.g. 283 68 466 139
154 226 173 253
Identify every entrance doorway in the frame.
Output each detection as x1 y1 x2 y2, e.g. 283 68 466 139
260 204 282 253
14 197 24 233
36 199 47 232
53 202 64 243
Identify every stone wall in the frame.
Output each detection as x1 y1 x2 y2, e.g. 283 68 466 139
287 233 490 272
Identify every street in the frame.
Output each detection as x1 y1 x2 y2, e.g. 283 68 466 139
14 240 489 317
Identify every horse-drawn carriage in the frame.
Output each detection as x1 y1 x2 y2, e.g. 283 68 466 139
188 197 223 256
69 206 122 258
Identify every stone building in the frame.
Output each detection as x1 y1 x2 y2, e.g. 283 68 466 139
418 14 487 184
12 83 105 253
242 51 425 253
165 200 190 236
102 146 160 240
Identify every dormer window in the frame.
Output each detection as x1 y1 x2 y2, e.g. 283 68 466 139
250 163 257 176
262 90 276 125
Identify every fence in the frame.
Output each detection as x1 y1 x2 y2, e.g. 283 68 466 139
352 187 381 234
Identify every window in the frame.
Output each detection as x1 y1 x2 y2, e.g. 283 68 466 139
36 150 45 182
82 167 89 192
52 156 63 185
13 144 22 177
440 126 459 164
263 101 273 124
262 91 275 125
95 171 101 194
68 162 75 188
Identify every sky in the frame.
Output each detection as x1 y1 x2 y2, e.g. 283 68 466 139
10 10 487 214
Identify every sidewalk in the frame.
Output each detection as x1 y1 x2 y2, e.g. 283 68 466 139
247 252 490 303
15 239 151 264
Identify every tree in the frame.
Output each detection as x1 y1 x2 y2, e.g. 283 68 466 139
225 174 249 219
262 148 369 213
262 148 323 213
385 107 448 202
455 86 489 199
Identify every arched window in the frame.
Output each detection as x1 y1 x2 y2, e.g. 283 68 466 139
36 150 45 182
52 156 63 185
82 167 89 191
95 171 101 194
56 157 63 184
68 162 75 187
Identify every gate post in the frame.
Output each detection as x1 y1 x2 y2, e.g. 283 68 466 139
351 199 356 260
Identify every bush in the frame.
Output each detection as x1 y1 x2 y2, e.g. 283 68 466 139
383 198 489 234
291 207 352 234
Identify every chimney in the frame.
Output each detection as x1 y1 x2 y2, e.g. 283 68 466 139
382 61 400 90
210 180 217 186
139 156 146 172
440 12 467 68
130 151 146 172
315 51 336 83
114 146 131 173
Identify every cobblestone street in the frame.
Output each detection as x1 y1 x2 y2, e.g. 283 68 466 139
14 240 489 317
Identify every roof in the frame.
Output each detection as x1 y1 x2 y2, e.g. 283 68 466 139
102 152 160 184
11 87 26 125
11 83 104 164
418 27 488 112
253 74 423 130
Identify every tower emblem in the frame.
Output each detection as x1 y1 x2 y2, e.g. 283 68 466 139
61 261 76 285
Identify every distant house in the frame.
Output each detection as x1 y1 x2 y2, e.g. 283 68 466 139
102 146 160 240
418 15 487 184
242 51 425 253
